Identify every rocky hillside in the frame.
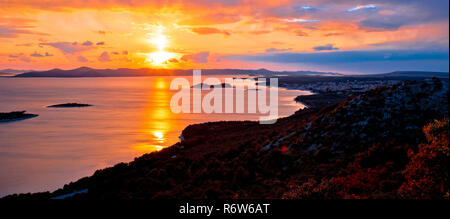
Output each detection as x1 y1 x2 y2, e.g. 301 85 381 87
3 78 448 199
281 77 448 154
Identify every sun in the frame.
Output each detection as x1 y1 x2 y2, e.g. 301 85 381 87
141 26 177 66
146 51 175 65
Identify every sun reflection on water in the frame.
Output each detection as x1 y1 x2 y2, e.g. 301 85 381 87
133 77 178 154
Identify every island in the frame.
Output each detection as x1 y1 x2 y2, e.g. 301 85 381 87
47 103 92 108
0 111 38 123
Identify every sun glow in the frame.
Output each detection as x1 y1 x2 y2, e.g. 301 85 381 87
152 34 168 51
146 51 175 65
142 26 177 66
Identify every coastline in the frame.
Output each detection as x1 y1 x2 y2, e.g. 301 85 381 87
0 77 313 198
2 77 448 199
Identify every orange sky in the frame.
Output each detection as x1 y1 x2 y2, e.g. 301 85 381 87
0 0 448 73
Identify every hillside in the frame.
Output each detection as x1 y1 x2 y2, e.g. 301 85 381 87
3 78 448 199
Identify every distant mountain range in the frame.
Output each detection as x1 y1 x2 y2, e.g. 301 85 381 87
363 71 449 78
8 67 448 78
0 69 34 76
12 67 341 77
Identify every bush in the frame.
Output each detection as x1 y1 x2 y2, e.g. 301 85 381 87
399 119 449 199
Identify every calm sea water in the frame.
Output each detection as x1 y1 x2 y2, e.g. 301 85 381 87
0 76 311 196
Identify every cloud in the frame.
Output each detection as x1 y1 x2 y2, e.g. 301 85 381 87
283 18 320 23
178 13 241 26
98 52 111 62
45 52 53 57
0 17 49 38
1 0 448 72
15 43 33 47
190 27 230 36
297 6 320 12
20 57 32 63
323 32 342 37
347 4 377 12
0 24 48 38
314 44 339 51
30 52 44 57
77 55 88 62
8 53 24 58
82 41 93 46
40 41 94 54
168 58 179 63
358 15 409 31
122 50 128 55
296 30 309 36
266 48 292 53
181 51 209 63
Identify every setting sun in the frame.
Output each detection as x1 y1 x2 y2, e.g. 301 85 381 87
146 51 176 65
140 27 177 66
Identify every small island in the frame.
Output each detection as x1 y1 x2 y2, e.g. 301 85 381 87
47 103 92 108
0 111 38 123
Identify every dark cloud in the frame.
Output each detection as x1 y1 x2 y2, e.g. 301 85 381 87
82 41 93 46
40 41 94 54
358 14 411 31
314 44 339 51
181 51 209 63
96 41 105 45
77 55 88 62
98 52 111 62
30 52 44 57
265 48 292 53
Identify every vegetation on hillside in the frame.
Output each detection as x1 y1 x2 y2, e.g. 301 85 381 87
3 78 448 200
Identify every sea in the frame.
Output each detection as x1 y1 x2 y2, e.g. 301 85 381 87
0 75 312 196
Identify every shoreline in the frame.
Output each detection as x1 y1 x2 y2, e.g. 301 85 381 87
3 77 448 198
1 78 448 199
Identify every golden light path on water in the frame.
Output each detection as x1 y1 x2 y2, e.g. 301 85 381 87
133 77 172 152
